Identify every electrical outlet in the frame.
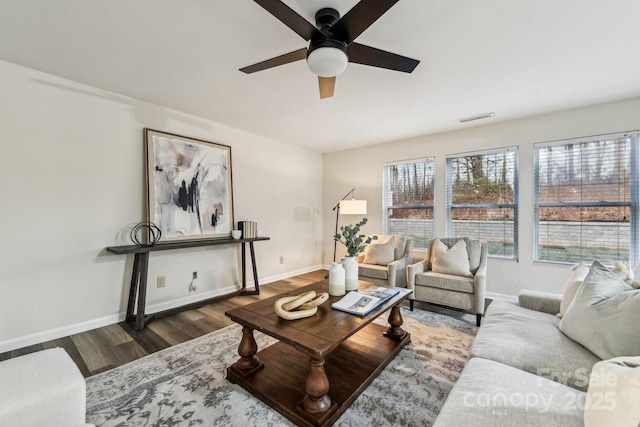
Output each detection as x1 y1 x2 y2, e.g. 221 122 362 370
189 271 198 292
157 276 166 288
189 272 198 292
279 256 284 264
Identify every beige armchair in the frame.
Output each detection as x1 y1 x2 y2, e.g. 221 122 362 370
357 235 413 288
407 237 487 326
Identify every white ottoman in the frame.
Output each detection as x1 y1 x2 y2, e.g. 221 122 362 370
0 347 89 427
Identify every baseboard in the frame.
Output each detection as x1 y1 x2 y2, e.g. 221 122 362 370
0 313 126 354
0 265 325 354
144 285 240 315
260 264 325 285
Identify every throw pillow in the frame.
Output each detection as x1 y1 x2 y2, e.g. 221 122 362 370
584 356 640 427
431 238 472 277
559 261 640 360
632 262 640 288
557 262 590 318
363 236 395 266
613 260 640 288
392 235 406 260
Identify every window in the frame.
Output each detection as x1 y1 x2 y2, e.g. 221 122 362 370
382 158 435 249
446 148 519 259
534 132 639 265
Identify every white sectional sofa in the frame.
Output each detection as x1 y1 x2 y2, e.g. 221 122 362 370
434 260 640 427
0 347 93 427
434 292 594 426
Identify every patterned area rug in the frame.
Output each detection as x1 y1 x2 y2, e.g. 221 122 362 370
86 308 477 426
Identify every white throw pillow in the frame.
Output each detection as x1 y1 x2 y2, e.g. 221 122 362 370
584 356 640 427
613 260 640 288
632 262 640 287
431 238 472 277
392 235 406 260
559 261 640 360
363 236 395 266
557 262 590 318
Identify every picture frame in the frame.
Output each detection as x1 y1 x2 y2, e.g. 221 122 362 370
144 128 234 242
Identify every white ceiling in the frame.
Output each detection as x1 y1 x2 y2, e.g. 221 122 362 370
1 0 639 153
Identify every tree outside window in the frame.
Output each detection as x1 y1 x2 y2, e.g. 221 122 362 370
382 158 435 249
446 148 519 259
534 133 639 265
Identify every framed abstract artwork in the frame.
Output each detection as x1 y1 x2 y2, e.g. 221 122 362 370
144 129 234 242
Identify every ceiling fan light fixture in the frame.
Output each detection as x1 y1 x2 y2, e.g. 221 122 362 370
241 1 420 98
307 40 348 77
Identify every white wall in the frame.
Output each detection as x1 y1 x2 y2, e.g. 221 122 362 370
0 60 323 352
323 96 640 296
3 56 639 352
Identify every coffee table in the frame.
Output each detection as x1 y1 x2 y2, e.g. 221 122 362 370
225 280 412 427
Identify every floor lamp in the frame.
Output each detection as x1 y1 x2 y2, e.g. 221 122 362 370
332 188 368 263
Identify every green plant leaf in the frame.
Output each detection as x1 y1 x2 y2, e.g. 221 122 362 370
334 218 375 257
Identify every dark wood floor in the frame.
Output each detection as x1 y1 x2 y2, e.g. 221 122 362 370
0 270 327 377
0 269 478 378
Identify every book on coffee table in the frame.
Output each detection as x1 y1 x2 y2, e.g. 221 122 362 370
331 287 400 316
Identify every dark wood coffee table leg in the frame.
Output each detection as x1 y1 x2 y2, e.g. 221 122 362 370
296 357 338 423
228 326 264 379
302 357 332 414
384 303 408 341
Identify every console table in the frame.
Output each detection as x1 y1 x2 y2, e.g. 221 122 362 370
106 237 269 330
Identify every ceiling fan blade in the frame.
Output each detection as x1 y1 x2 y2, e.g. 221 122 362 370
347 42 419 73
332 0 399 45
240 48 308 74
318 76 335 99
253 0 319 41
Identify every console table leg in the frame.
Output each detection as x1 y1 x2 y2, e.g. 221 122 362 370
241 243 247 291
134 252 150 331
229 326 264 378
301 357 333 415
126 254 141 322
249 242 260 295
384 303 408 341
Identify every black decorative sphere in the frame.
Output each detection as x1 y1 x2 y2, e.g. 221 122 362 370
130 221 162 246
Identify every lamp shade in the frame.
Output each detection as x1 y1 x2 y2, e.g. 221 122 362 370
339 199 367 215
307 47 348 77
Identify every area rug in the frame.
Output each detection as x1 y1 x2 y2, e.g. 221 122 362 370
86 308 477 426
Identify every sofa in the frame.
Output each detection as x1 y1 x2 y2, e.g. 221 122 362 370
434 291 596 426
0 347 93 427
434 263 640 427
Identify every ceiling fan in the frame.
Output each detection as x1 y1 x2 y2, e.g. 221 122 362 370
240 0 420 99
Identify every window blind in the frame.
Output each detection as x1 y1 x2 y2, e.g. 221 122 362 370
446 147 519 259
382 158 435 249
534 132 639 265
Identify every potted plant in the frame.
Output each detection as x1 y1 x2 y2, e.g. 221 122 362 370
334 218 377 290
334 218 377 256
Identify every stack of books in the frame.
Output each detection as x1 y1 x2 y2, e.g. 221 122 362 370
237 221 258 239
